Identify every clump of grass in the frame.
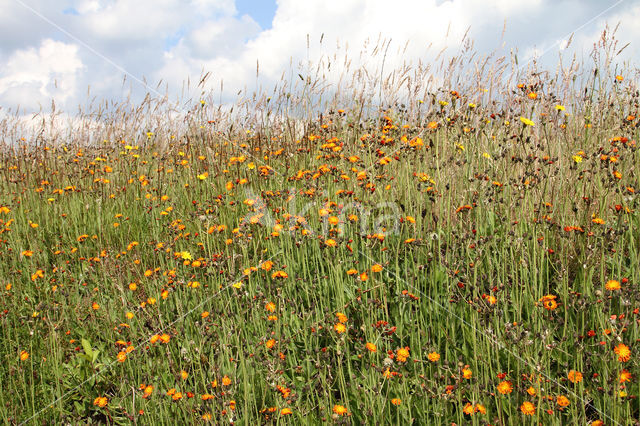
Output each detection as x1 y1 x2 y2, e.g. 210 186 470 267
0 30 638 424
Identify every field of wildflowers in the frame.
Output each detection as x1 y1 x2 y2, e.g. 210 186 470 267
0 34 638 424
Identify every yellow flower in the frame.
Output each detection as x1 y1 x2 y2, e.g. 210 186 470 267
519 116 535 126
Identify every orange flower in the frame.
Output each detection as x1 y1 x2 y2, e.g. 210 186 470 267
497 380 513 394
265 302 276 312
93 396 108 407
117 351 127 362
159 333 171 344
143 385 153 398
280 408 293 415
539 294 558 310
427 352 440 362
567 370 582 383
365 342 377 353
427 121 438 130
336 312 348 323
271 271 288 279
396 347 410 363
391 398 401 406
334 323 346 333
332 404 348 416
222 375 232 386
462 366 472 379
371 264 383 272
619 369 632 383
520 401 535 415
605 280 621 291
614 343 631 362
19 350 29 361
325 239 337 247
557 395 570 408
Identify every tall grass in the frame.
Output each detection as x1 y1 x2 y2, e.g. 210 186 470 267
0 30 638 424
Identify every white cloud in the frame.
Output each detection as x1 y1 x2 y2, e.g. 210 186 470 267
0 39 84 110
1 0 639 115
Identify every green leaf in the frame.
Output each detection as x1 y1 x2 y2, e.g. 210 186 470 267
81 338 93 358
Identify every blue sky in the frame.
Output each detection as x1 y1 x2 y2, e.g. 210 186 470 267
0 0 638 113
235 0 277 29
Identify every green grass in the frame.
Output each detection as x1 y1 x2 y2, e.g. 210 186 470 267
0 48 639 425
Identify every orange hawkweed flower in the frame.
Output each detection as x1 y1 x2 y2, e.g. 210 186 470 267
19 350 29 361
396 347 410 363
93 396 108 407
371 264 383 272
463 403 474 415
567 370 582 383
557 395 570 408
605 280 621 291
427 352 440 362
325 239 337 247
334 323 346 333
365 342 377 353
619 369 632 383
462 366 472 379
391 398 401 406
271 271 288 279
332 404 348 416
539 294 558 310
497 380 513 394
520 401 535 415
614 343 631 362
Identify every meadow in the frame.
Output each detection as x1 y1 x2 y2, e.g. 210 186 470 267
0 35 638 424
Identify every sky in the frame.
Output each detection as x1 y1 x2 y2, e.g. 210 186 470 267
0 0 639 114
